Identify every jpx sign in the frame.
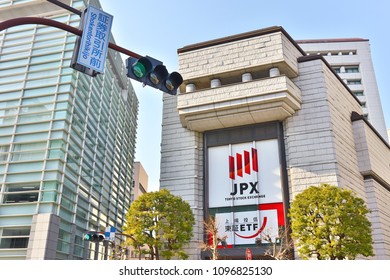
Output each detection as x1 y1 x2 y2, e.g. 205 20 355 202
208 140 283 208
77 5 113 73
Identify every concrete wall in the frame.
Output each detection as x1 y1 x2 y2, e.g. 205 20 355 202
160 95 204 258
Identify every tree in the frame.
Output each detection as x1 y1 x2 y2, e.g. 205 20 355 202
289 184 374 260
256 225 294 260
201 215 227 260
123 189 195 260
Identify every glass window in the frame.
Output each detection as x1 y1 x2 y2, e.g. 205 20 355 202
2 228 30 236
0 108 18 117
14 132 48 142
8 162 44 172
35 29 65 38
0 237 29 248
50 131 67 139
57 94 72 101
5 183 40 192
0 51 30 60
31 45 64 56
6 172 41 183
0 82 23 92
29 61 61 71
61 197 75 212
43 168 61 179
49 140 66 149
1 43 31 54
48 149 65 159
58 84 73 93
347 79 362 85
27 69 60 79
11 151 45 162
0 100 19 109
53 110 70 120
3 27 33 39
345 66 359 73
18 112 52 123
33 37 65 48
25 77 58 88
0 136 12 145
23 87 57 98
0 58 29 69
0 116 16 126
52 120 69 130
55 102 71 110
2 36 32 47
0 73 25 84
45 160 63 170
59 75 72 83
22 95 55 105
16 122 50 133
353 91 364 96
30 53 62 64
3 192 39 203
41 191 58 202
42 181 60 191
20 103 54 114
56 240 70 253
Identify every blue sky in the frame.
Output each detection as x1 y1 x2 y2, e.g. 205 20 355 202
100 0 390 191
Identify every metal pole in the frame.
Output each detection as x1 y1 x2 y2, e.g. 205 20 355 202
47 0 82 16
103 240 109 260
94 242 99 260
0 17 142 59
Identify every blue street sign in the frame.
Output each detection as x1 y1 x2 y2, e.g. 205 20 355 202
77 5 113 73
105 226 116 241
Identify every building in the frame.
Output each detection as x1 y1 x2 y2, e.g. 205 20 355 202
160 26 390 259
132 161 148 201
0 0 138 259
297 38 388 142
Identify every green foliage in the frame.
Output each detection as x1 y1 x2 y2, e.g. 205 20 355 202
289 184 374 260
123 189 195 260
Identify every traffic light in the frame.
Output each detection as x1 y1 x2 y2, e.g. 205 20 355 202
126 56 183 95
83 232 104 242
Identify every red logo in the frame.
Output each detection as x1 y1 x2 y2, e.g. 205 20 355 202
234 217 267 239
229 148 258 179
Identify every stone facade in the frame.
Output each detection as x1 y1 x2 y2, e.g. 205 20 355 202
160 26 390 259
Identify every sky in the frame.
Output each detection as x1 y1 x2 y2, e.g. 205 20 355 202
99 0 390 191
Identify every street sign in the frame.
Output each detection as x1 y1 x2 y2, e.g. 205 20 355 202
77 5 113 73
105 227 116 242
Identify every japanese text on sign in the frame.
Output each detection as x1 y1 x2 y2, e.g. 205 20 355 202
77 5 113 73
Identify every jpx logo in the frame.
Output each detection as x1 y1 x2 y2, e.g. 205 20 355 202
229 148 258 179
229 148 259 196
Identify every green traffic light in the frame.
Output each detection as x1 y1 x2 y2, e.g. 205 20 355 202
132 61 147 78
84 233 93 241
131 57 153 79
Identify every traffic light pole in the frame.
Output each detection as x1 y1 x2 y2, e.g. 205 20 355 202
0 17 141 59
47 0 82 16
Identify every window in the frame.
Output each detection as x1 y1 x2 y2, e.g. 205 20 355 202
3 192 39 203
18 112 52 123
0 227 30 249
332 67 341 73
353 91 364 96
5 183 40 192
345 66 359 73
347 79 362 85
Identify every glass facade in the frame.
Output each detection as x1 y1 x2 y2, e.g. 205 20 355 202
0 0 138 259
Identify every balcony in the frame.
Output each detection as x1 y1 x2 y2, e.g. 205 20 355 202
177 75 302 132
